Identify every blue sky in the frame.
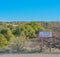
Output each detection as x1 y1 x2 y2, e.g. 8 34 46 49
0 0 60 22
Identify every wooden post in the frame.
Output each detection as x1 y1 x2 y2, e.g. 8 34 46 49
50 37 52 53
40 37 43 52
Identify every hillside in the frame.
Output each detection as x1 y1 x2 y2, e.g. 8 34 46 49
0 22 60 53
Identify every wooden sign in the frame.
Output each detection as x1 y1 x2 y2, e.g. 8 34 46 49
39 32 52 38
38 31 53 53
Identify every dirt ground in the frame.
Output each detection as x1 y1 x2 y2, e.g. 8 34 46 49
0 54 60 57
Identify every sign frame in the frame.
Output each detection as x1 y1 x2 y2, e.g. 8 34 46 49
38 31 53 53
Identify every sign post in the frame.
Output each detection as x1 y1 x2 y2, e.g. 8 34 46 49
38 31 53 53
39 37 43 52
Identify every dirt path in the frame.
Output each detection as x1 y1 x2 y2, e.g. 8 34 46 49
0 54 60 57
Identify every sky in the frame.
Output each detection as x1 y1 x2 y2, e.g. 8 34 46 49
0 0 60 22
